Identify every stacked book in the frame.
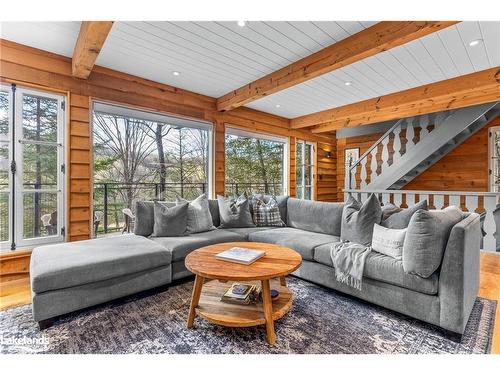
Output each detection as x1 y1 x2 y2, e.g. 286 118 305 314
221 283 261 305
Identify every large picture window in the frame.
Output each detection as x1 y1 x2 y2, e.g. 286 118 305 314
225 128 287 196
92 102 212 237
1 85 66 251
296 140 315 200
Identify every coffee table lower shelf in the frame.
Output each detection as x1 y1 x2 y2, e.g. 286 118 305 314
195 279 292 328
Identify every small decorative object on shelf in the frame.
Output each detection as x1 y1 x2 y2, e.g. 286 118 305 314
270 289 280 301
221 283 261 305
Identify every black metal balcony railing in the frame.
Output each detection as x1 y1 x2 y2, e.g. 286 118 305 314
225 182 283 197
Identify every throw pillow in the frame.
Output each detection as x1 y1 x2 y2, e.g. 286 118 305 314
402 206 463 278
340 193 382 246
381 200 428 229
152 201 189 237
371 223 407 259
381 203 402 222
176 193 215 234
134 201 155 236
252 197 285 227
217 193 255 228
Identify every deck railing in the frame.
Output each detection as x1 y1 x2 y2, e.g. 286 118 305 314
224 182 283 197
344 188 500 252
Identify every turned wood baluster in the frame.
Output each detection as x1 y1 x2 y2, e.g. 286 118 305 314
419 194 428 206
449 194 461 209
465 195 478 214
419 114 429 140
393 193 403 208
483 195 497 251
382 193 390 206
392 125 402 166
351 165 357 189
360 157 368 188
370 146 378 183
381 135 390 173
405 118 415 153
434 194 444 209
406 193 415 207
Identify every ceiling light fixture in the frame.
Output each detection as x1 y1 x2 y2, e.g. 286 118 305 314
344 81 353 86
237 21 246 27
172 71 180 76
275 104 281 108
469 39 482 47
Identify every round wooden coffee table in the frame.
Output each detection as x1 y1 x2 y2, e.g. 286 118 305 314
185 242 302 345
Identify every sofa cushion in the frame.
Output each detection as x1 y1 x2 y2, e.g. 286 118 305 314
248 227 339 261
217 194 255 228
341 194 382 246
149 229 245 262
313 244 438 295
403 206 463 278
287 198 343 235
382 200 428 229
176 194 216 234
30 234 171 294
223 227 281 240
152 201 189 237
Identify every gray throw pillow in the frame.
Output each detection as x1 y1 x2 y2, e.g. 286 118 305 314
134 201 155 236
152 201 189 237
382 200 428 229
341 194 382 246
381 203 402 222
176 194 215 234
217 194 255 228
402 206 463 278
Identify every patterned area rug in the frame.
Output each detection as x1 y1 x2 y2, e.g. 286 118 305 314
0 277 496 354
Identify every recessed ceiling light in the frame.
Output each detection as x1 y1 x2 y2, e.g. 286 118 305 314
237 20 246 27
172 71 180 76
469 39 482 47
344 81 353 86
275 104 281 108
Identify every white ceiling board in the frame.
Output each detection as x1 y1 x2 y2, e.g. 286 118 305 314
249 21 500 118
0 21 81 57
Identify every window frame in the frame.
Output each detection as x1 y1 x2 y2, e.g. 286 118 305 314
1 84 66 251
225 126 289 196
296 139 315 200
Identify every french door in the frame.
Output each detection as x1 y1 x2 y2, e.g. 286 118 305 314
0 84 65 251
296 140 315 200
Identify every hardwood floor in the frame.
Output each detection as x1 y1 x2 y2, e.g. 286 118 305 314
1 251 499 353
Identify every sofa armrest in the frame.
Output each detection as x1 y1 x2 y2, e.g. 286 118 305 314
438 213 481 334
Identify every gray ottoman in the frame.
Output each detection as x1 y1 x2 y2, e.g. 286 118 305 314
30 234 172 329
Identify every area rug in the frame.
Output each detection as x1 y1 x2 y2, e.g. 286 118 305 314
0 277 496 354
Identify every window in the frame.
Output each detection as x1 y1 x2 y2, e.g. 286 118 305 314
489 126 500 192
1 85 66 251
92 102 212 236
225 128 287 196
296 140 315 200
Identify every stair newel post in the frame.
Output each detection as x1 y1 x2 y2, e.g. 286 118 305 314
370 146 378 183
434 194 444 209
406 117 415 152
392 125 402 166
419 114 429 140
381 135 390 173
483 194 497 251
360 157 368 188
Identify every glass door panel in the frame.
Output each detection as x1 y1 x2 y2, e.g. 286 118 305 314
0 90 11 247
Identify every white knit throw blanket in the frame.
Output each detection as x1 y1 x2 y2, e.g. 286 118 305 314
330 241 371 290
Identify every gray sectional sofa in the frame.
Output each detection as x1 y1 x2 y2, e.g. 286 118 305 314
30 197 481 335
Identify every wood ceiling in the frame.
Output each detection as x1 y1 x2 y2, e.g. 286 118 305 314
1 20 499 132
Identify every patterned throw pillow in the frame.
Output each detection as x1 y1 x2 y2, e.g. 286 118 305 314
252 197 285 227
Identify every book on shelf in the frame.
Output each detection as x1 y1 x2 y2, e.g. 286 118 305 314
221 283 262 305
215 247 266 265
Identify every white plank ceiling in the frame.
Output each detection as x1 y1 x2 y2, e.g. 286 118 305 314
0 21 499 118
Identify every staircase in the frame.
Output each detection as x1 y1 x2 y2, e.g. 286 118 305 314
346 102 500 192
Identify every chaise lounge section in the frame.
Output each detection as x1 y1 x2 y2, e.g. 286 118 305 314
30 196 481 335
